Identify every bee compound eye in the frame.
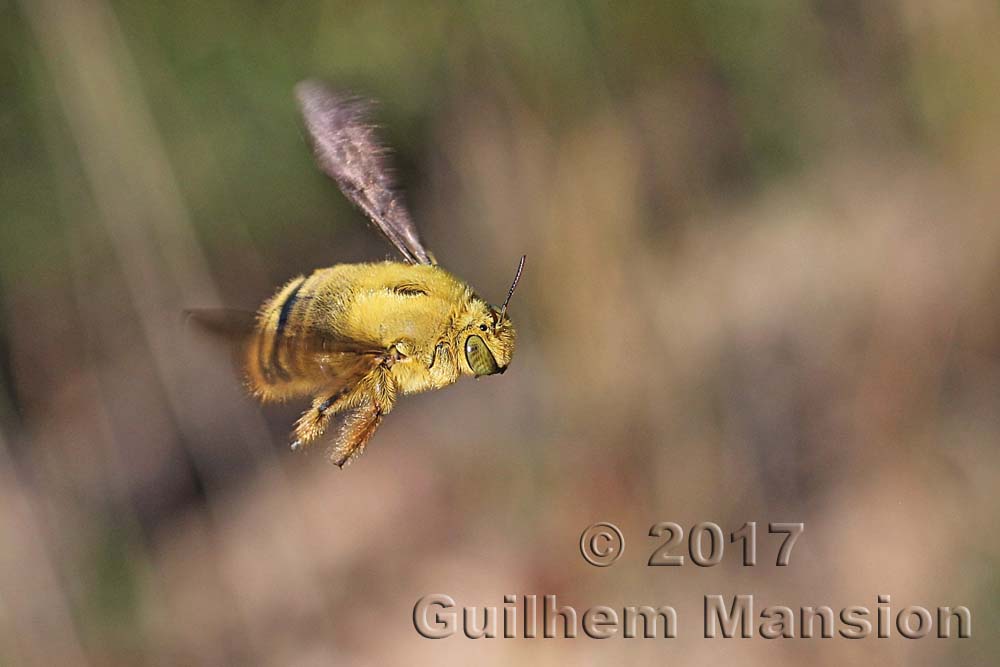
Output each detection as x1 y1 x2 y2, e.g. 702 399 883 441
464 335 500 377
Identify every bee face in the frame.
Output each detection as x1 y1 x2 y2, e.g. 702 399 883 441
460 302 516 377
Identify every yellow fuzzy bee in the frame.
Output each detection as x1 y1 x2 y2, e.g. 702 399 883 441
190 81 524 467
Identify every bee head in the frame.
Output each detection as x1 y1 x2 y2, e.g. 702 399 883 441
460 256 524 377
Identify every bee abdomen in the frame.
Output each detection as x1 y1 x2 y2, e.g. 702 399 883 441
271 276 306 378
247 274 310 395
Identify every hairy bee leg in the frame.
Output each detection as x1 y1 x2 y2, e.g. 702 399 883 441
290 344 402 451
290 389 348 451
428 341 447 369
329 401 383 468
328 365 397 467
425 341 459 389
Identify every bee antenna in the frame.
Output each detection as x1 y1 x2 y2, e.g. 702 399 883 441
499 255 526 321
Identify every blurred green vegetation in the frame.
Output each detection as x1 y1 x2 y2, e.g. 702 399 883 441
4 1 965 282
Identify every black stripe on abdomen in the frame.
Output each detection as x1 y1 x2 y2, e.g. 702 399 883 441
261 276 306 383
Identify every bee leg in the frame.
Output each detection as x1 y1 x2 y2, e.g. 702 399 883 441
328 367 396 467
290 388 348 451
428 341 450 369
328 400 383 468
426 341 459 389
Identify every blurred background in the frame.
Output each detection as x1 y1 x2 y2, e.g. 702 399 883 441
2 0 999 664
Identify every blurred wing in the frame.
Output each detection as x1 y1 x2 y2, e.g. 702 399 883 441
183 308 258 378
245 323 384 403
184 308 256 341
185 307 383 403
295 80 434 265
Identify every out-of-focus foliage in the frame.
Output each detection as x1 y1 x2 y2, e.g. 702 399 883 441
2 1 999 664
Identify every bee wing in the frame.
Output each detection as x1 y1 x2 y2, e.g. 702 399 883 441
184 308 259 380
246 324 388 403
185 307 384 403
184 308 256 341
295 80 434 265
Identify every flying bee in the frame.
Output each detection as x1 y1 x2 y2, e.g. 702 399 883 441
189 81 524 467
